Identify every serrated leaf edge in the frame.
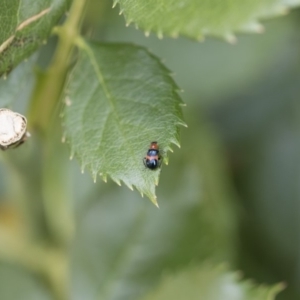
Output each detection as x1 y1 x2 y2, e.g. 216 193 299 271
145 264 285 300
113 1 298 42
66 38 185 205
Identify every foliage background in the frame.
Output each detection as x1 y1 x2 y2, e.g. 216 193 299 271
0 0 300 299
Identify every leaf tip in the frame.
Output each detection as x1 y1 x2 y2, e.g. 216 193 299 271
197 34 205 42
170 138 181 148
151 197 159 208
92 171 97 183
65 96 72 106
112 0 119 8
157 30 163 39
167 147 173 153
163 155 169 165
124 181 133 191
144 31 150 37
177 120 188 128
243 22 264 33
225 33 237 44
276 281 287 292
271 5 289 15
263 281 286 299
100 173 107 183
171 31 179 38
119 9 124 15
126 20 133 27
280 7 289 15
112 177 121 186
256 24 265 34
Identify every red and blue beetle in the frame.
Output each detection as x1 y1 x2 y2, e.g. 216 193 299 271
143 141 162 170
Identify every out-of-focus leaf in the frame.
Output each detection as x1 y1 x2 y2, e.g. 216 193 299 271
0 53 37 109
70 115 236 300
93 1 300 108
115 0 300 41
63 40 185 204
142 265 284 300
210 37 300 299
0 0 71 76
0 264 51 300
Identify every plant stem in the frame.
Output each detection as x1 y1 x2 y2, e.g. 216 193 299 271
27 0 87 132
26 0 88 245
24 0 88 299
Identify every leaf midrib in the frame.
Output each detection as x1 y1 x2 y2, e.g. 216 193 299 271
77 39 141 176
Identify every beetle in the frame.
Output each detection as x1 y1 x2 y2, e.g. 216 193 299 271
143 141 162 170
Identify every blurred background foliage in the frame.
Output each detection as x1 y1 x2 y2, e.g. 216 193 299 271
0 0 300 299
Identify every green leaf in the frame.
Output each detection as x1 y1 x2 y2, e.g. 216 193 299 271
71 115 237 299
142 265 284 300
0 0 71 76
63 40 185 204
115 0 300 41
0 53 37 108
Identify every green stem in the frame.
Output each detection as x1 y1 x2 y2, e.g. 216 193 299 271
23 0 88 299
26 0 87 245
27 0 87 132
42 121 75 246
0 228 69 300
